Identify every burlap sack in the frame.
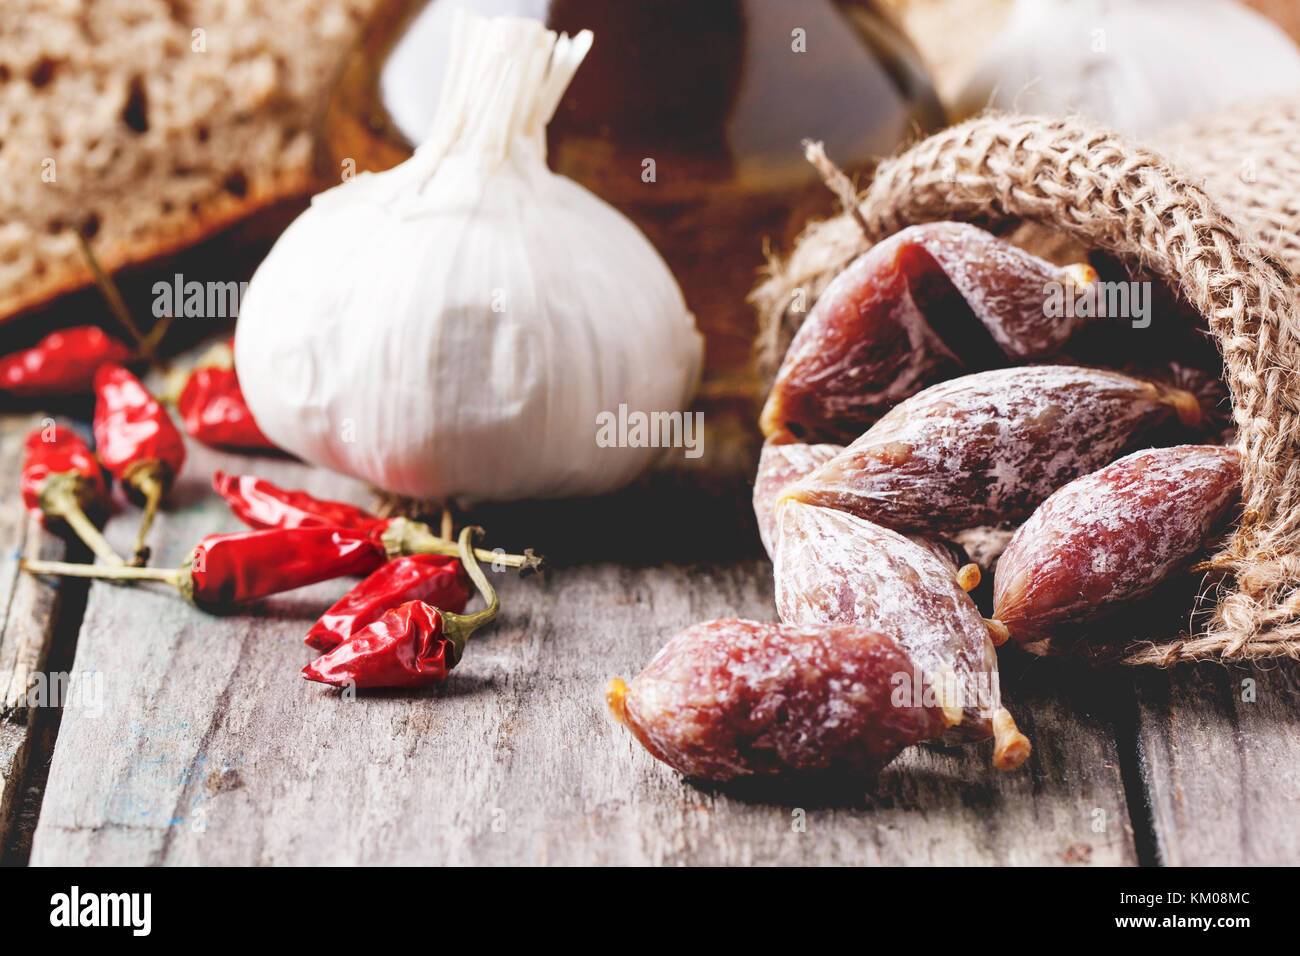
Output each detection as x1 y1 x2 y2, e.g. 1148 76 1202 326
752 98 1300 665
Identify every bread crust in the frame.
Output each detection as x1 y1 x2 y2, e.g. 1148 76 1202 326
0 0 385 321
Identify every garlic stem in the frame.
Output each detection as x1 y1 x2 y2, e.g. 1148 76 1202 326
605 677 629 725
932 665 964 728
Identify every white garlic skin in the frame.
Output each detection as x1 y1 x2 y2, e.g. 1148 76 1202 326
233 149 703 502
957 0 1300 137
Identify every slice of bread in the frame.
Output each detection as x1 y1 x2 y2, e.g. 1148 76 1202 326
0 0 384 320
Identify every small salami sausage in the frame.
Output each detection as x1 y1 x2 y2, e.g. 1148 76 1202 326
760 222 1097 443
993 445 1242 646
753 441 842 558
754 440 969 570
606 619 953 781
773 499 1014 747
1114 359 1234 445
783 365 1202 535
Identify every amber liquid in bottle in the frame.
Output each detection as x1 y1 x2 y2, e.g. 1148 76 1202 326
323 0 945 395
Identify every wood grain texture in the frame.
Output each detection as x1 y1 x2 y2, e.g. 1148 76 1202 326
0 413 82 850
1131 660 1300 865
25 432 1140 865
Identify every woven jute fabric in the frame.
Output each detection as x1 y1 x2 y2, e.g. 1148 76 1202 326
1155 97 1300 277
753 101 1300 665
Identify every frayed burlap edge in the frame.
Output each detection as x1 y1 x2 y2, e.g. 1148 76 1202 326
754 108 1300 666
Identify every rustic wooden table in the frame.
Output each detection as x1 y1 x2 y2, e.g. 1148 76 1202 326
1 404 1297 867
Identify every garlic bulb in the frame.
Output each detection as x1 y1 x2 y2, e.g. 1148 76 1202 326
234 13 703 503
956 0 1300 136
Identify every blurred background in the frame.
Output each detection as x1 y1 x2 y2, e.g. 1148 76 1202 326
3 0 1299 388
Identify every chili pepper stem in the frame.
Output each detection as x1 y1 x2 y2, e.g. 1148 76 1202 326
125 467 167 566
20 557 185 591
76 233 175 362
76 233 147 352
57 506 124 566
42 496 124 568
381 517 545 575
440 526 501 666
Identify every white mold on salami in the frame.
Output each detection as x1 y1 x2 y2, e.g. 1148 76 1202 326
759 222 1098 444
606 619 951 782
773 499 1003 738
994 444 1242 645
784 365 1202 535
753 440 842 558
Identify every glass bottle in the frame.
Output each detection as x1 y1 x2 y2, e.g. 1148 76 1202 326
323 0 945 392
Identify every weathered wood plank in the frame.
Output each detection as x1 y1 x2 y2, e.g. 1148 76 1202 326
27 426 1141 865
0 413 83 854
1132 660 1300 865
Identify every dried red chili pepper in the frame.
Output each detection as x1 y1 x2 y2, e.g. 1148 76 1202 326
1 326 133 397
176 340 276 451
21 423 123 565
212 471 389 534
21 525 386 607
92 363 187 564
211 471 544 573
303 527 499 689
305 553 469 651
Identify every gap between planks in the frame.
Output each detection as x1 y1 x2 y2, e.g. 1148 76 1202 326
3 407 1296 864
0 412 92 861
23 433 1139 866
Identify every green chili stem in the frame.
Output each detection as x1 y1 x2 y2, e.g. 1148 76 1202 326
381 517 544 574
51 500 125 567
39 474 125 566
129 473 165 567
440 526 501 665
138 312 175 361
76 233 147 351
20 557 184 590
455 526 500 627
